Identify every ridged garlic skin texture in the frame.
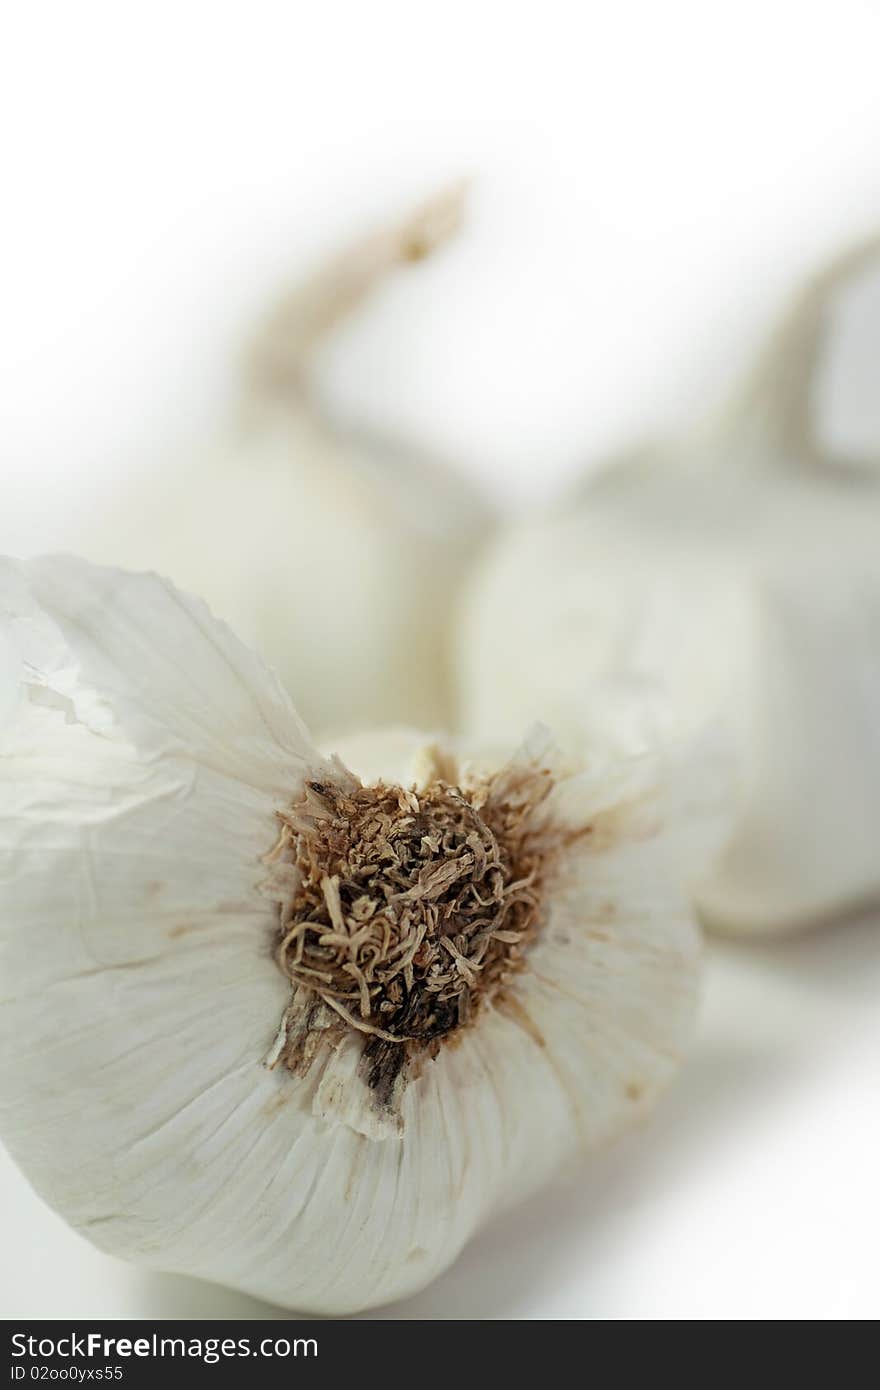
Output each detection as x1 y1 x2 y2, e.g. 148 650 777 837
0 558 699 1315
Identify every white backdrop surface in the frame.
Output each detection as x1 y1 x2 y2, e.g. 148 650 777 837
2 0 880 1321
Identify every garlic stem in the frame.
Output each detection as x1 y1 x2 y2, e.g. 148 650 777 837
248 181 468 398
707 229 880 475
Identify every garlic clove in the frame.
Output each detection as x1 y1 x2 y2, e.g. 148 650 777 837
5 185 492 738
0 556 700 1314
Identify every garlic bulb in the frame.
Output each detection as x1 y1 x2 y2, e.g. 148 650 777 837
35 185 493 738
457 232 880 936
0 556 699 1315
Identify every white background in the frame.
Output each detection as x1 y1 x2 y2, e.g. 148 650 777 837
2 0 880 1320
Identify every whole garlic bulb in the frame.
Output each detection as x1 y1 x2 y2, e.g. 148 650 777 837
457 232 880 936
0 557 699 1315
19 185 493 740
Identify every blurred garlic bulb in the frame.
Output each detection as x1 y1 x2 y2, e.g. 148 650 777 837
457 231 880 936
69 185 493 738
0 557 699 1315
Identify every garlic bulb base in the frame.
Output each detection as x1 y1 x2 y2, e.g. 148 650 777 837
263 756 556 1126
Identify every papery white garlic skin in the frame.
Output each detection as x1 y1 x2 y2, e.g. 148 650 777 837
3 185 491 738
457 233 880 938
0 557 699 1315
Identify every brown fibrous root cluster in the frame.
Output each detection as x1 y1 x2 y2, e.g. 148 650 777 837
265 758 555 1105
